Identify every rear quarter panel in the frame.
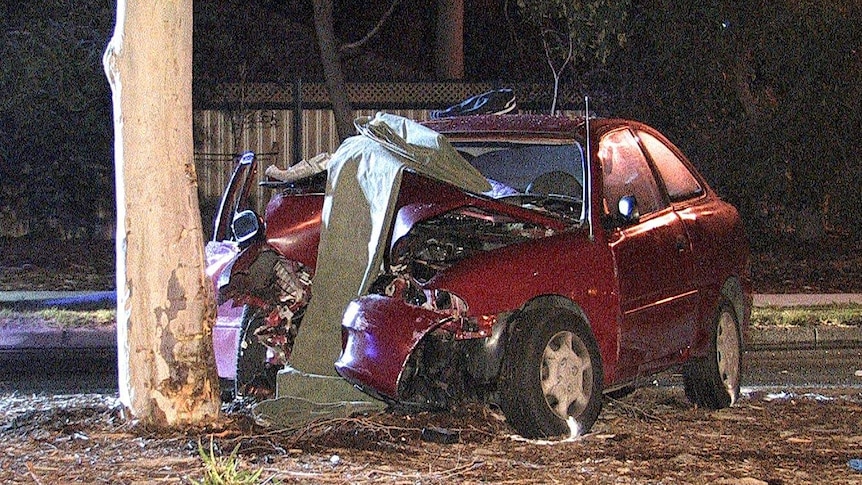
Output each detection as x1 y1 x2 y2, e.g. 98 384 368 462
677 197 751 356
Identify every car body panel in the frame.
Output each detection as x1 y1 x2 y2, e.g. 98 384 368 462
213 300 243 379
608 208 700 378
263 192 323 270
336 296 445 399
207 158 324 381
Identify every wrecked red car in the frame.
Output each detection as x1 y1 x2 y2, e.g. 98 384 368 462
210 112 751 438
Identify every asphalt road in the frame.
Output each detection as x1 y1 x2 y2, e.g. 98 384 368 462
1 348 860 395
742 347 862 390
0 348 118 394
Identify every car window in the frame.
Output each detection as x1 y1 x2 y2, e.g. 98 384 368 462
459 143 584 194
637 131 703 202
455 143 585 222
598 129 665 218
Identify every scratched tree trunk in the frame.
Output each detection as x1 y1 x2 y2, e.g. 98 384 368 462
103 0 220 426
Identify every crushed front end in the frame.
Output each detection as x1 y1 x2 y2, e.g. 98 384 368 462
335 171 570 410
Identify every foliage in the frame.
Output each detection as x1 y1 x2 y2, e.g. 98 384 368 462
515 0 631 112
517 0 630 65
606 0 862 246
193 439 268 485
0 0 114 238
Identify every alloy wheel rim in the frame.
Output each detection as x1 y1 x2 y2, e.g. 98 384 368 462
716 311 741 404
541 330 593 419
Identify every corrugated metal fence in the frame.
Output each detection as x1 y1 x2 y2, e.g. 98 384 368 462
193 108 433 218
191 81 587 234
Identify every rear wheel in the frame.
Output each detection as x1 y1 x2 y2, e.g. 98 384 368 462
236 306 278 400
683 300 742 408
500 309 603 438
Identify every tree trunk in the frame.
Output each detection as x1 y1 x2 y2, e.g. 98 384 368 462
313 0 354 142
103 0 220 426
434 0 464 79
732 51 760 124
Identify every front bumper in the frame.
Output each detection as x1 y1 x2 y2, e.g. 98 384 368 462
335 295 449 399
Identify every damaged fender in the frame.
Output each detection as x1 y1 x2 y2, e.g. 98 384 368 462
336 295 450 400
218 240 312 365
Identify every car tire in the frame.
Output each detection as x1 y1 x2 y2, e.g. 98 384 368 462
235 306 278 400
500 308 604 438
218 378 235 403
683 300 742 409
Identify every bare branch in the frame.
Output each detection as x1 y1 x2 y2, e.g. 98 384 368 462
542 30 574 114
340 0 401 56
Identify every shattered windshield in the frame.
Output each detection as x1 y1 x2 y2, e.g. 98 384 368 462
455 142 586 222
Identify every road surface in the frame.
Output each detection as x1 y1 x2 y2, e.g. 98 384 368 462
1 347 860 394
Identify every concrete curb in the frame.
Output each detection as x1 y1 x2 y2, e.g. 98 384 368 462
747 326 862 350
0 326 115 352
0 291 116 311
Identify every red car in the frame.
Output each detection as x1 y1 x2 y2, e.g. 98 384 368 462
210 112 751 438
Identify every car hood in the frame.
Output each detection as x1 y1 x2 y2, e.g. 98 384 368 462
299 112 492 344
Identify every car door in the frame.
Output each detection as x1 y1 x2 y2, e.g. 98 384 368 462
598 128 700 379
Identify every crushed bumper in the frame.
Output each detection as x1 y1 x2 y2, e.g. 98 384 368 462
335 295 447 399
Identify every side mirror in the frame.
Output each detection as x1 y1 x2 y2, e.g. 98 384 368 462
231 210 260 245
617 195 640 223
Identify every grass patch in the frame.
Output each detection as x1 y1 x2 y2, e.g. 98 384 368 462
193 439 268 485
1 305 860 330
0 307 115 328
751 304 862 328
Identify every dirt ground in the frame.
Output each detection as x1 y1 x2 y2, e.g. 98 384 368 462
0 387 860 484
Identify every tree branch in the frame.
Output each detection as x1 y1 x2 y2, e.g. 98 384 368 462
340 0 401 56
542 30 574 115
313 0 354 141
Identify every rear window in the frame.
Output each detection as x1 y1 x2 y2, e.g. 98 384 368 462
638 131 703 202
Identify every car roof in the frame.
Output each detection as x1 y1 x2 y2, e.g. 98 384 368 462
422 114 587 143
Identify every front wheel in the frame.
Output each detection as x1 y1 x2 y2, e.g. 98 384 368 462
500 309 604 438
683 300 742 409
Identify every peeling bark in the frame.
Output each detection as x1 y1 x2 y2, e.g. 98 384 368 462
103 0 220 426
